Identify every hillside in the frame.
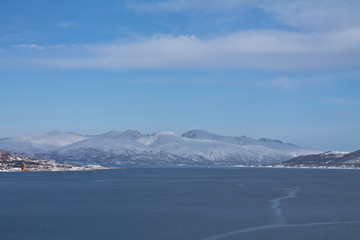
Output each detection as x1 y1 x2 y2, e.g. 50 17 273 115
281 150 360 168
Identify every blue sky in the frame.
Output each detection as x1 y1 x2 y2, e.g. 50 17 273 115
1 0 360 151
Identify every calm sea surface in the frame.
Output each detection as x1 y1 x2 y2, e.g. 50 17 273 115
1 167 360 240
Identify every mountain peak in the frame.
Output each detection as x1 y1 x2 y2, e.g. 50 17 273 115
34 130 87 147
45 130 63 135
100 130 142 139
258 138 283 144
182 130 249 142
181 130 214 139
156 131 175 136
100 130 122 137
137 131 175 146
124 129 143 138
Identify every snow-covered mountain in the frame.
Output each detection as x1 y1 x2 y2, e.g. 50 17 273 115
0 129 321 166
182 130 299 150
0 131 88 153
27 130 88 147
281 150 360 168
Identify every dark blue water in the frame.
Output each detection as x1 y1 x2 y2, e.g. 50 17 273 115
1 167 360 240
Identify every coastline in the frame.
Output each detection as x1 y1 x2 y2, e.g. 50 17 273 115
234 164 360 170
1 163 359 172
0 166 116 173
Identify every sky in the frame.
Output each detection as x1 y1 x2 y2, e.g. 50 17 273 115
0 0 360 151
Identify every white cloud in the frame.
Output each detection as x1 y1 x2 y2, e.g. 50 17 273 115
326 98 360 105
57 21 75 28
253 75 335 90
260 0 360 31
26 28 360 71
128 0 360 32
258 77 293 89
12 44 45 50
127 0 249 12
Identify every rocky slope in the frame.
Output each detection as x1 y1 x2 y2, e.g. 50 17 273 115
281 150 360 168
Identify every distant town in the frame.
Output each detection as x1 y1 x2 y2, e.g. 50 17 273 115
0 151 110 172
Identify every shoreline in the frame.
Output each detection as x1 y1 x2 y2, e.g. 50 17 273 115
1 164 358 173
0 166 119 173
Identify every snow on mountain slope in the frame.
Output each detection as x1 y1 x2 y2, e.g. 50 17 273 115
0 131 88 153
58 130 146 153
0 138 45 154
144 133 285 163
53 130 320 165
54 130 181 165
0 129 321 166
145 131 319 162
29 131 88 147
137 131 175 145
282 150 360 168
182 130 256 145
182 130 299 150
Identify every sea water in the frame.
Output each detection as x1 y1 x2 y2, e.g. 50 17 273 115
1 167 360 240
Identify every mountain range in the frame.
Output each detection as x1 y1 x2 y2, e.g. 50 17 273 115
0 130 320 166
281 150 360 168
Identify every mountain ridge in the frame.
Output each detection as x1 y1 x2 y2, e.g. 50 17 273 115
0 129 321 166
281 150 360 168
